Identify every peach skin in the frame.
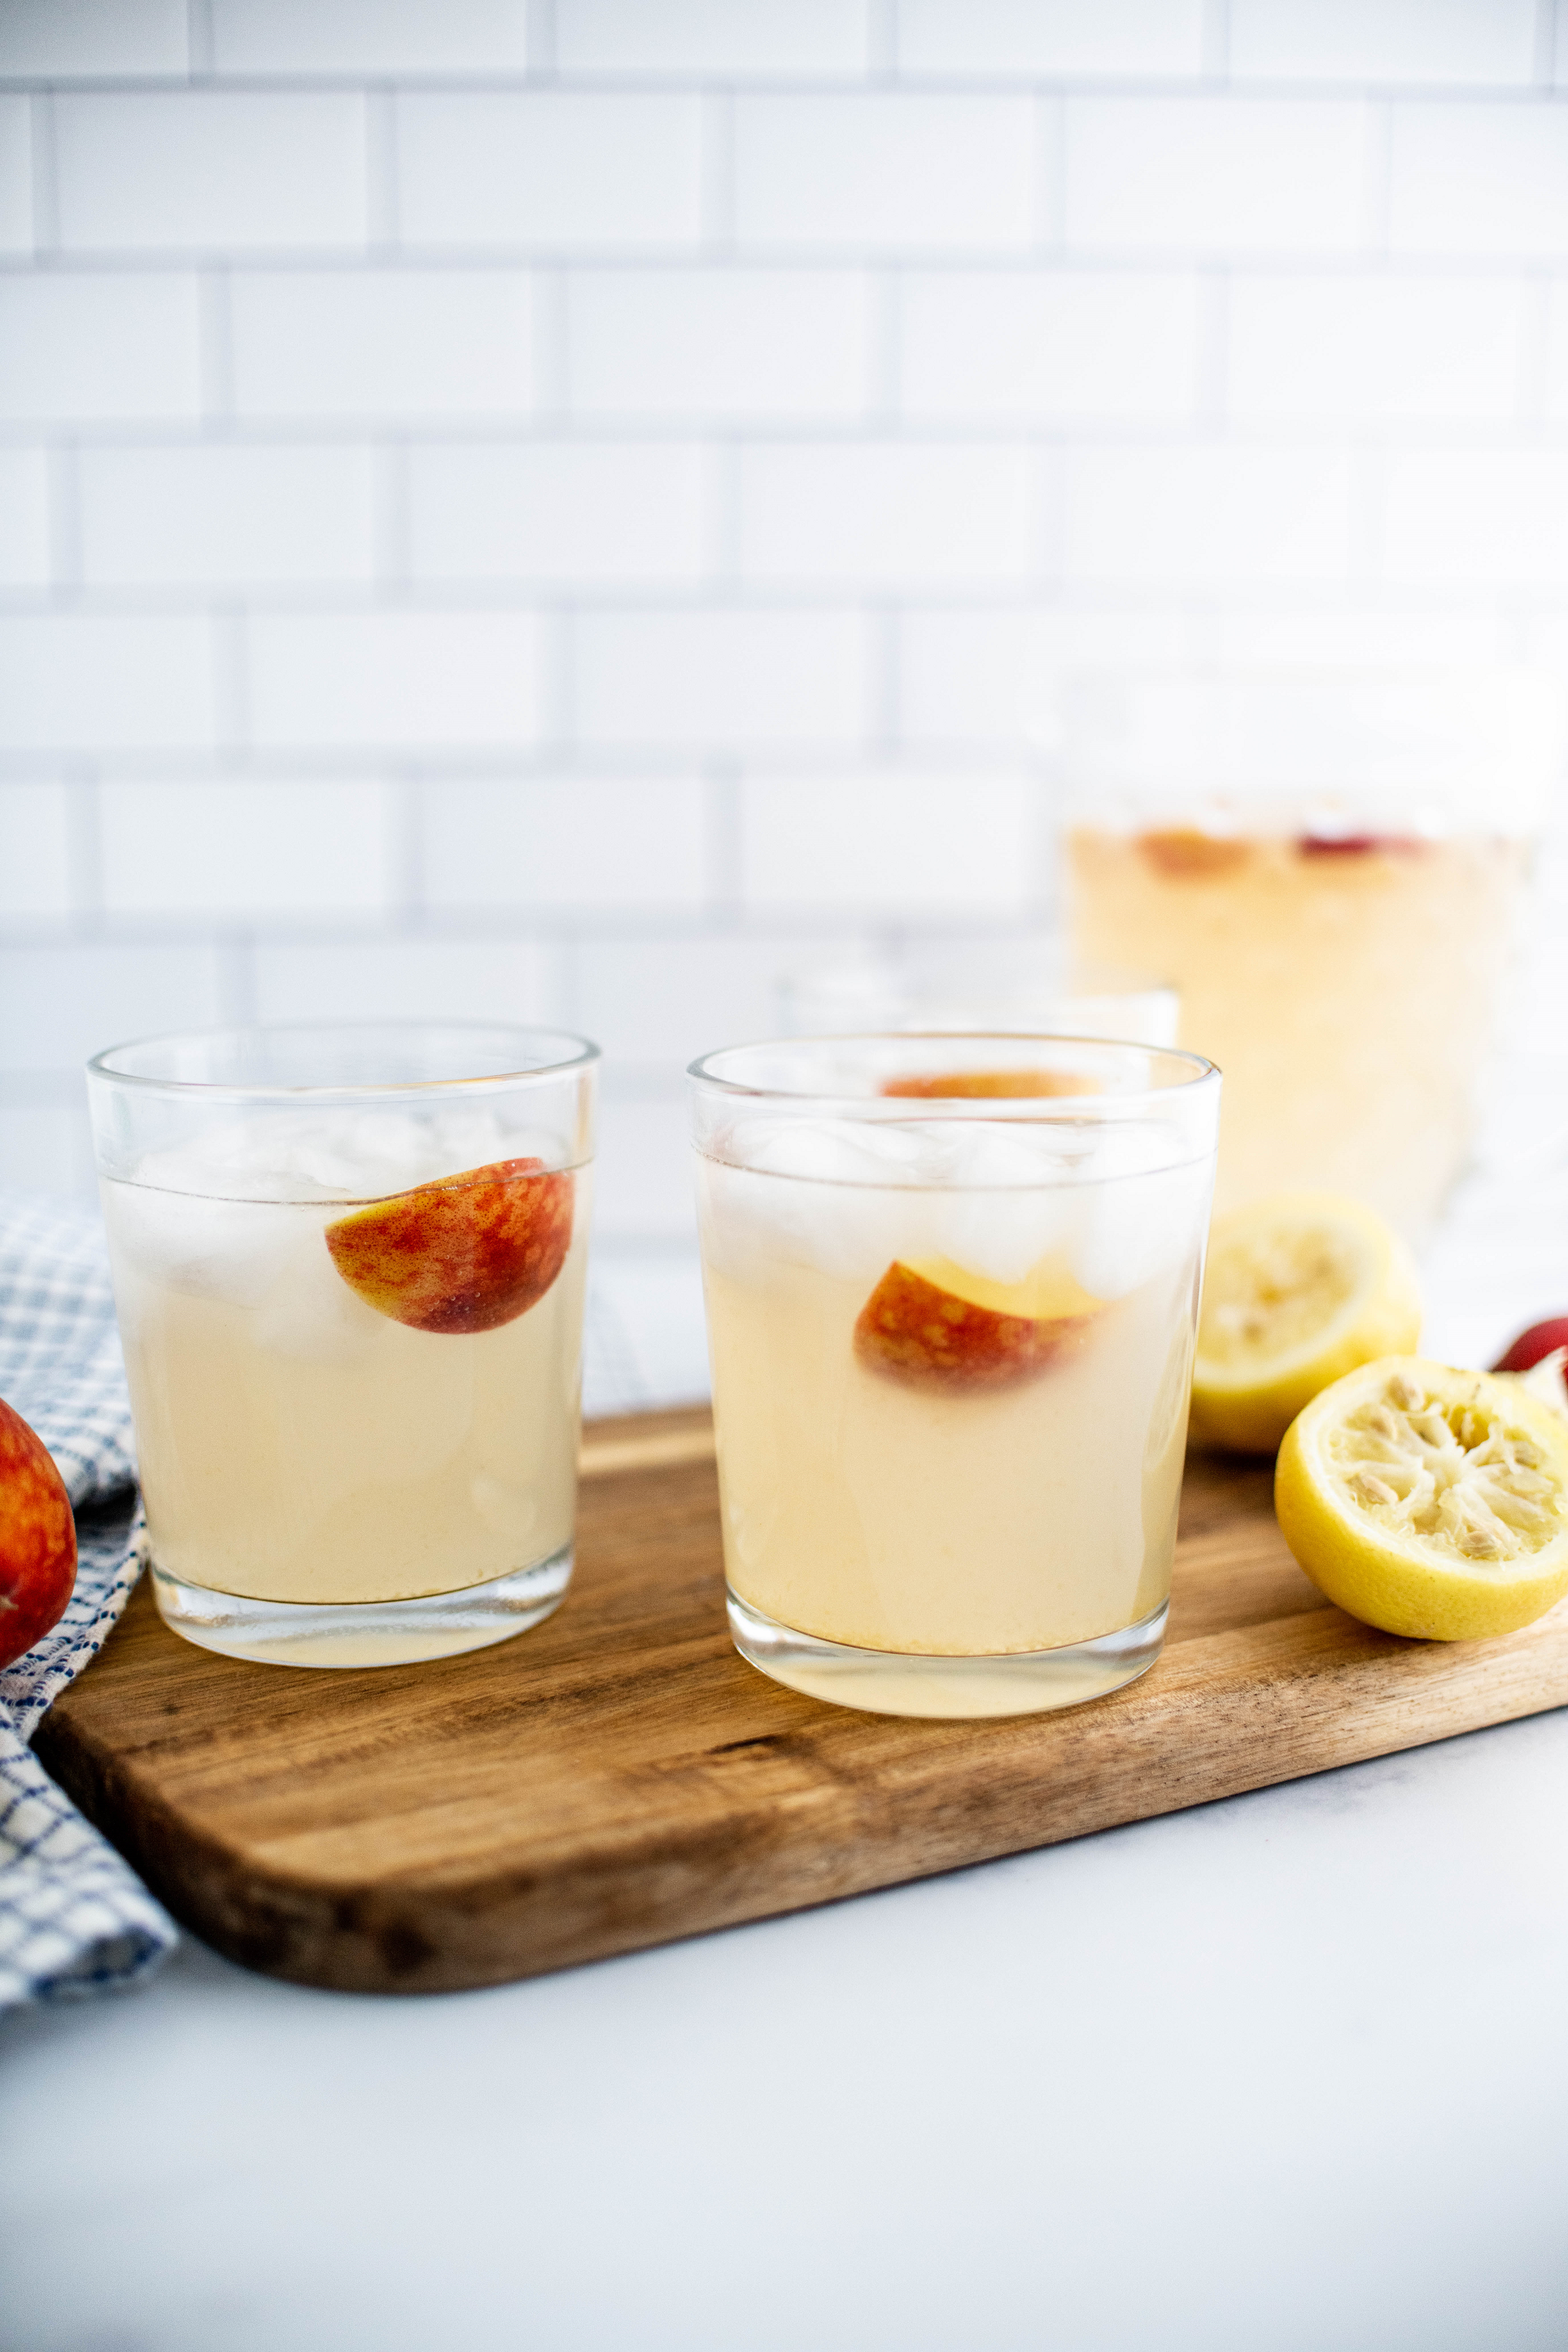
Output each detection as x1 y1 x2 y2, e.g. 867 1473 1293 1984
854 1259 1098 1394
325 1158 573 1336
881 1069 1090 1100
0 1395 76 1670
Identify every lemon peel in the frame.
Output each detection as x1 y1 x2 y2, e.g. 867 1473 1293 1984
1189 1191 1422 1454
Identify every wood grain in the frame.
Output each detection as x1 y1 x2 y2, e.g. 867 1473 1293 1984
36 1412 1568 1996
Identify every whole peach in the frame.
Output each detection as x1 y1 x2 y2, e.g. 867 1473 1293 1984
0 1396 76 1671
1493 1317 1568 1375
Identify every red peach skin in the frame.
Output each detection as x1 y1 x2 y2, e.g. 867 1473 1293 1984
881 1069 1089 1100
1493 1318 1568 1375
325 1158 574 1336
854 1262 1090 1394
0 1395 76 1670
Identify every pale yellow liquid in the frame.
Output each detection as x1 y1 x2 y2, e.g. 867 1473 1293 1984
1068 828 1528 1236
699 1168 1203 1657
103 1176 588 1607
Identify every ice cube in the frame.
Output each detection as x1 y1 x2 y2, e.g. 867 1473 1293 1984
726 1114 937 1187
103 1177 301 1308
698 1121 946 1284
247 1217 391 1366
920 1122 1083 1283
1072 1152 1212 1301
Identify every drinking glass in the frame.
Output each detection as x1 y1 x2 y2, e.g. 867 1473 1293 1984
88 1023 597 1668
689 1034 1220 1719
780 939 1177 1048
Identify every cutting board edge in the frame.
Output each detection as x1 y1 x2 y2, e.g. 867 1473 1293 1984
37 1617 1568 1996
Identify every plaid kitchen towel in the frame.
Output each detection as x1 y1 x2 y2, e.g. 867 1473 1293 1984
0 1193 177 2011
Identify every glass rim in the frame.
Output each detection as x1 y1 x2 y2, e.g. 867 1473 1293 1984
87 1019 601 1104
777 949 1176 989
687 1031 1219 1114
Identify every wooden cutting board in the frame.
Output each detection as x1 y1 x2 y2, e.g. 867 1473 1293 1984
37 1407 1568 1996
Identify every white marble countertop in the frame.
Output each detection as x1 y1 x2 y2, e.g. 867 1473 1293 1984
4 1204 1568 2352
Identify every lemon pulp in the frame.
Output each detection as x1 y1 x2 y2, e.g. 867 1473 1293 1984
1326 1367 1562 1563
1276 1357 1568 1642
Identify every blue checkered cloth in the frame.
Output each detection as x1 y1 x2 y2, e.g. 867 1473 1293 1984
0 1194 177 2009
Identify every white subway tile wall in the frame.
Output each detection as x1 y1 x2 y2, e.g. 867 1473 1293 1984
229 272 535 418
208 0 530 77
53 92 370 251
396 94 705 249
0 0 1565 1239
0 448 50 584
0 2 190 81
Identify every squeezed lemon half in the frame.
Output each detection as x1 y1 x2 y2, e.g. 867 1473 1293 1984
1189 1192 1422 1454
1276 1357 1568 1641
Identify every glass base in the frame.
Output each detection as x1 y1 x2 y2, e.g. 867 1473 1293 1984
150 1544 574 1669
727 1588 1168 1720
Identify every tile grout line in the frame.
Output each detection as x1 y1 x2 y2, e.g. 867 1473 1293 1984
702 762 744 917
6 247 1567 280
868 603 898 754
372 438 411 593
1518 272 1553 430
186 0 215 81
701 439 741 592
67 765 103 927
867 0 898 83
1347 445 1387 594
393 770 426 922
700 90 736 256
532 265 569 424
212 607 248 757
45 443 81 593
868 270 899 426
197 267 235 426
365 87 399 249
541 605 574 759
525 0 557 81
1535 0 1559 87
1195 269 1230 431
1361 96 1395 258
1036 92 1066 255
28 89 57 253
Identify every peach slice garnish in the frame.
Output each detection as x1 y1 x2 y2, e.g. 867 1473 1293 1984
1295 833 1424 858
881 1069 1094 1099
325 1158 573 1336
1137 829 1249 878
854 1256 1101 1393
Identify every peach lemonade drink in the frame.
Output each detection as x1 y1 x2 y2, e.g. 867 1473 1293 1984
690 1038 1221 1719
89 1025 597 1668
1068 825 1528 1235
1059 667 1558 1238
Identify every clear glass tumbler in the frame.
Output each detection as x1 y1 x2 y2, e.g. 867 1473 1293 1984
88 1023 597 1668
779 939 1177 1049
689 1034 1220 1719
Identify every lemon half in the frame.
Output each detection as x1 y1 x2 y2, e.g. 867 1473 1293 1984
1276 1357 1568 1642
1189 1192 1422 1454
